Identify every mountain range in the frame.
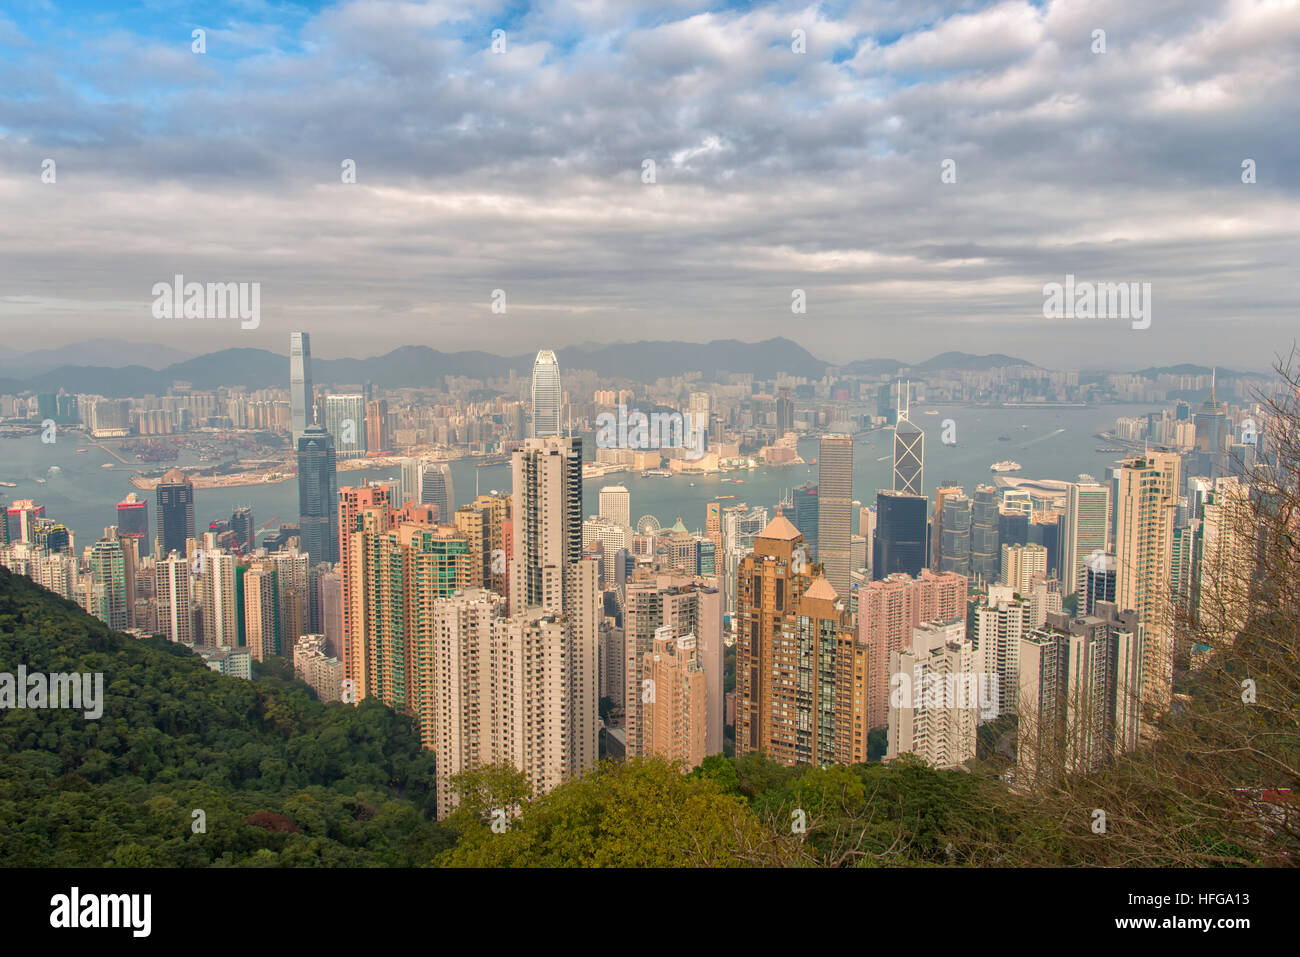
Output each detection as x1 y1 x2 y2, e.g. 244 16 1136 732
0 338 1042 397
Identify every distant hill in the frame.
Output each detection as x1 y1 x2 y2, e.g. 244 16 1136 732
0 339 193 376
910 352 1038 372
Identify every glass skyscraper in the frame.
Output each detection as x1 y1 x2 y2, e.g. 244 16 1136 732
531 349 562 438
290 332 314 437
155 469 195 559
297 426 339 564
872 491 927 580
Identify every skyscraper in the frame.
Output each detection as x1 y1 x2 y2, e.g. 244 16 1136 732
817 434 853 596
1114 452 1180 720
200 549 239 649
642 630 708 772
790 482 819 560
325 394 367 459
289 332 314 437
297 426 339 564
1000 543 1047 594
969 484 1000 585
88 537 129 631
873 491 928 580
155 469 195 559
892 383 924 496
776 387 794 438
531 349 562 438
1084 551 1117 615
510 435 600 775
365 398 389 454
1063 478 1110 598
231 506 255 552
599 484 631 527
417 460 455 521
887 618 977 769
116 493 149 559
158 552 193 644
939 492 972 576
931 486 964 572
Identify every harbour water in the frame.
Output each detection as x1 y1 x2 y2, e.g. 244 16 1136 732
0 403 1158 549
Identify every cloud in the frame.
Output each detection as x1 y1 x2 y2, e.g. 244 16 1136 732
0 0 1296 370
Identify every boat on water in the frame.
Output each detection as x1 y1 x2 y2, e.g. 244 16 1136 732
689 482 695 486
735 479 745 484
720 477 732 483
101 463 115 468
75 448 87 453
997 434 1011 441
990 460 1022 473
0 481 16 488
923 410 939 415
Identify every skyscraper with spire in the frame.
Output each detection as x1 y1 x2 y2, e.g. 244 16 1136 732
893 381 924 496
531 349 562 438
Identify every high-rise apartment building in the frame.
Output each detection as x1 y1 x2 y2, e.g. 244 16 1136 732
88 537 129 632
200 549 239 649
1114 452 1180 720
531 349 562 438
887 618 977 769
243 561 280 660
289 332 314 437
972 584 1034 719
642 629 707 771
623 573 724 759
339 484 393 692
365 398 389 454
817 434 853 597
157 552 193 645
1000 542 1047 594
1016 603 1142 790
858 569 967 730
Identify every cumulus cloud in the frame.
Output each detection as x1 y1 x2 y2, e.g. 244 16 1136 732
0 0 1296 370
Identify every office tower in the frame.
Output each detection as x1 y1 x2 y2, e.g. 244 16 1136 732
230 506 255 551
1170 523 1198 619
417 460 455 521
1027 575 1063 628
325 393 367 459
599 484 631 528
365 398 389 454
397 457 420 508
1084 552 1117 615
873 491 928 580
969 485 1000 585
858 569 967 730
705 501 722 554
887 618 977 769
939 492 972 576
624 574 724 759
1016 604 1142 789
155 469 195 559
1063 477 1110 598
116 493 149 558
817 435 853 597
243 561 280 660
157 553 193 644
997 509 1029 550
295 426 339 564
1198 477 1253 646
791 482 819 560
1194 372 1229 477
931 486 963 572
88 538 129 631
530 349 562 438
968 586 1031 719
776 387 794 438
1029 511 1061 577
850 534 867 572
5 500 45 545
1000 543 1047 594
430 591 571 819
892 383 924 496
642 629 707 771
200 549 239 649
1114 452 1180 719
289 332 314 437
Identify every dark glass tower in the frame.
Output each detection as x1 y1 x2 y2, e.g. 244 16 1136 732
231 506 255 551
939 493 972 576
872 491 928 580
297 426 339 564
790 483 819 559
155 469 195 558
970 484 1000 585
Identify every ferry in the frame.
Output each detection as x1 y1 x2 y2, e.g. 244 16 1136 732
990 460 1022 473
997 433 1011 441
75 448 88 453
923 410 939 415
0 481 16 488
720 477 733 483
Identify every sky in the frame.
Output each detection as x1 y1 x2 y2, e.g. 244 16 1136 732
1 0 1297 372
